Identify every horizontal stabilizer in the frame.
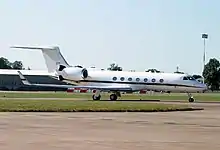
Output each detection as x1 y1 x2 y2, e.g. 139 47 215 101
10 46 54 50
17 71 31 85
11 46 71 73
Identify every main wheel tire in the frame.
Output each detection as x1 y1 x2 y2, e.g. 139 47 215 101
92 94 101 100
110 94 117 101
188 97 194 102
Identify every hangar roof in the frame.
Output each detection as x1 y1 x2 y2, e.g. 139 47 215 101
0 69 54 76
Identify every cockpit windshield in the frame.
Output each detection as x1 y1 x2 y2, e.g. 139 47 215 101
183 76 196 80
187 76 195 80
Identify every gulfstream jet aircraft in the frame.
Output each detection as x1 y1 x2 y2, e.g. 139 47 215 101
12 46 207 102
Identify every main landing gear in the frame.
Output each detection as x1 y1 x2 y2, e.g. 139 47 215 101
92 94 101 100
187 92 195 103
92 90 101 100
107 94 117 100
92 91 121 101
92 91 195 103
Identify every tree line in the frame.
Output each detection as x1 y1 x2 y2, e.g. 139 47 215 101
0 57 31 70
202 58 220 91
0 57 219 90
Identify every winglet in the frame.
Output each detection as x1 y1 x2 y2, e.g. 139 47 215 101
17 71 31 85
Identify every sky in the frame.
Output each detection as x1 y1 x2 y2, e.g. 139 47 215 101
0 0 219 75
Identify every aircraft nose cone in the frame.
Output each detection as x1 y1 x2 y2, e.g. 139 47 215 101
201 83 208 92
205 84 208 90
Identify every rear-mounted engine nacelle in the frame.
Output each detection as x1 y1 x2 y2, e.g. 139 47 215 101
59 67 89 81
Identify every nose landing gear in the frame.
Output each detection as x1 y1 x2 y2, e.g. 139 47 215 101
187 92 195 102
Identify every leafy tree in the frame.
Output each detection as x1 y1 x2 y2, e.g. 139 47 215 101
0 57 12 69
12 61 23 70
0 57 23 70
107 63 122 71
145 69 160 73
202 58 220 91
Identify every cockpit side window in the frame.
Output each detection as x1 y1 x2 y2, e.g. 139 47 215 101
183 76 196 81
187 76 195 80
183 77 188 80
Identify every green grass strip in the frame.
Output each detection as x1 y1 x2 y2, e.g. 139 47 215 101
0 92 219 101
0 99 203 112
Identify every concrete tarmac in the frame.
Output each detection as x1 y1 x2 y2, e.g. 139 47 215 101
0 101 220 150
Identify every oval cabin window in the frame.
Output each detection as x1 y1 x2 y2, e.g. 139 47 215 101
112 77 117 81
120 77 125 81
136 78 140 82
159 79 164 83
128 77 132 81
144 78 148 82
152 78 156 82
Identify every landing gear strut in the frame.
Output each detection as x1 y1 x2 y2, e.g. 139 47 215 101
187 92 195 102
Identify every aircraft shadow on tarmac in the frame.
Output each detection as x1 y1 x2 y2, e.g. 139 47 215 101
95 99 161 102
94 99 220 104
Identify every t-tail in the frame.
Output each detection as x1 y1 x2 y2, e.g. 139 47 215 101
10 46 71 73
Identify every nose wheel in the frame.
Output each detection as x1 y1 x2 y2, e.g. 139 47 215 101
188 97 195 102
187 92 195 102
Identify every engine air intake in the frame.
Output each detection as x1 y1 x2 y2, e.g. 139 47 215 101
82 68 88 79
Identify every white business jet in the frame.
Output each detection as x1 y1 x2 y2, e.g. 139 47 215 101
12 46 207 102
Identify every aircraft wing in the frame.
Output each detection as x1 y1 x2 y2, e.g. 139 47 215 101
17 71 132 91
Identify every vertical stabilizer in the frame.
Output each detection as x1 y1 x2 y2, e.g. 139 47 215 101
41 46 70 72
10 46 71 73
